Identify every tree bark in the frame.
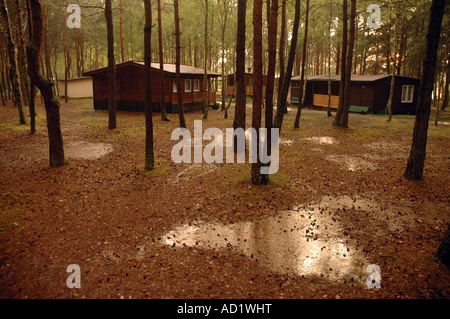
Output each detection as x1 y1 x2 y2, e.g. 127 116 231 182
276 0 286 107
202 0 209 120
120 0 125 63
15 0 30 107
233 0 247 151
333 0 348 127
404 0 445 180
441 54 449 110
262 0 278 185
144 0 154 171
273 0 300 130
1 0 26 124
174 0 186 128
327 0 333 117
105 0 117 130
157 0 168 121
339 0 356 128
293 0 310 128
251 0 264 185
26 0 36 134
27 0 65 167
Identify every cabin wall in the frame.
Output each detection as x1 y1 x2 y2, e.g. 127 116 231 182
392 77 419 115
58 78 93 98
90 64 217 113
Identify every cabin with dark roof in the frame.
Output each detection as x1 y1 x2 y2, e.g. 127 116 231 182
83 61 220 113
290 74 420 115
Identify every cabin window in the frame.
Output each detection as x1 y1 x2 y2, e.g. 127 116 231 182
173 81 177 93
401 85 414 103
185 79 192 92
193 79 200 92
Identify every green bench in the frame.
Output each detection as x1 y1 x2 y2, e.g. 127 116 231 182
290 97 299 105
349 105 370 114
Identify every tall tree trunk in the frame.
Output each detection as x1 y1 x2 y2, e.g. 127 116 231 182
202 0 209 119
120 0 125 63
174 0 186 128
335 43 340 75
144 0 154 171
263 0 278 185
339 0 356 128
333 0 348 127
434 72 442 126
273 0 300 130
327 0 333 117
386 73 395 121
157 0 168 121
15 0 30 107
251 0 264 185
1 0 25 124
441 53 449 110
404 0 445 180
294 0 310 128
63 2 71 103
27 0 65 167
26 0 36 134
105 0 117 130
276 0 286 107
0 36 8 103
233 0 247 152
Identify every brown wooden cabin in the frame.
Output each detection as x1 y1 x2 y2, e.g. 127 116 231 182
83 61 220 113
226 73 268 97
290 74 420 115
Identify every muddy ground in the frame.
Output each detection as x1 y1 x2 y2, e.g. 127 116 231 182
0 99 449 299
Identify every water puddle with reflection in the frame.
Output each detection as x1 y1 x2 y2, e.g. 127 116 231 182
326 155 377 171
161 197 369 283
304 136 337 145
65 141 113 160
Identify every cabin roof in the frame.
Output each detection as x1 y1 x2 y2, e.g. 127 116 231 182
291 74 419 82
83 60 220 77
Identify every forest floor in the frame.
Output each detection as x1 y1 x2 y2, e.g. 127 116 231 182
0 98 449 299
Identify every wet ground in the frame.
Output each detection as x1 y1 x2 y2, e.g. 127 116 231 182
161 195 371 284
0 99 449 299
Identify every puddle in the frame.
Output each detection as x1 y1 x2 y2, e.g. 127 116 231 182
304 136 337 145
172 164 218 183
65 141 113 160
326 155 377 171
363 141 408 155
161 196 369 282
279 138 293 145
0 140 113 168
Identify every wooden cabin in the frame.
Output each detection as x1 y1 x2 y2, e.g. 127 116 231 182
290 74 420 115
83 61 220 113
226 73 268 97
58 77 93 98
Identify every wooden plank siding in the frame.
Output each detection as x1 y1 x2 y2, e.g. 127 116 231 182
290 75 419 115
84 61 219 113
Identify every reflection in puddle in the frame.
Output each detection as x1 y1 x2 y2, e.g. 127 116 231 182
172 164 218 183
304 136 337 145
161 198 368 282
326 155 377 171
65 141 113 160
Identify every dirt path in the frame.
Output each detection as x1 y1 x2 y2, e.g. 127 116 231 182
0 99 449 299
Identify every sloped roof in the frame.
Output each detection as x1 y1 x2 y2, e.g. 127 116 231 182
291 74 419 82
83 60 220 77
